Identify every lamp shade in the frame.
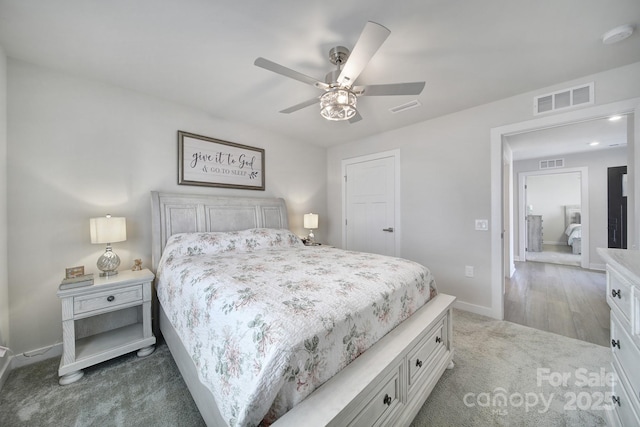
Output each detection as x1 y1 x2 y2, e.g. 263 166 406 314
90 215 127 244
304 213 318 229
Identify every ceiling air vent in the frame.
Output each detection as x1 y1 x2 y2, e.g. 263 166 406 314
540 158 564 170
533 83 594 115
389 100 421 114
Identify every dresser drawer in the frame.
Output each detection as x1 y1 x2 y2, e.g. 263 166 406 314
607 266 633 323
348 364 402 427
611 312 640 406
611 360 640 427
407 315 447 390
74 284 143 315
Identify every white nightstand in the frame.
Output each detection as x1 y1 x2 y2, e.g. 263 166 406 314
57 268 156 385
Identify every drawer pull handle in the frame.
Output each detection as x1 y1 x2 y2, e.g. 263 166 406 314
416 359 423 368
612 395 620 406
611 289 621 299
383 394 392 406
107 295 115 302
611 339 620 349
435 336 442 344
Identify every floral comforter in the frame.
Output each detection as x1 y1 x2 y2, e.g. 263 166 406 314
156 228 437 427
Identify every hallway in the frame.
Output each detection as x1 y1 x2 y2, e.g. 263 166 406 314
504 261 609 347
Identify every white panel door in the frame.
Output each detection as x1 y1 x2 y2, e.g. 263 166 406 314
345 156 396 256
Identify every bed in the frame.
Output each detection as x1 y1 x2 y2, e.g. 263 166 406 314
564 205 582 255
150 191 455 426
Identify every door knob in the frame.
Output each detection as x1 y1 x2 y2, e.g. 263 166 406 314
382 227 394 232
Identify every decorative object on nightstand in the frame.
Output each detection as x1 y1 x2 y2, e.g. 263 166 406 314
65 265 85 279
304 213 318 245
57 268 156 385
90 214 126 277
59 273 94 290
132 259 142 271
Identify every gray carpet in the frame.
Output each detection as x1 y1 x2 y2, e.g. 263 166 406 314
0 310 611 426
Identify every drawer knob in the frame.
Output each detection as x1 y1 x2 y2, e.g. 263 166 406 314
416 359 423 368
611 289 621 299
435 336 442 344
612 395 620 406
383 394 392 406
107 295 115 302
611 339 620 349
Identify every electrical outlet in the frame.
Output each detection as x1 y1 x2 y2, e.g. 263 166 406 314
475 219 489 231
465 266 474 278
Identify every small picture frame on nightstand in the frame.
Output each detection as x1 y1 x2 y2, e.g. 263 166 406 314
65 266 85 279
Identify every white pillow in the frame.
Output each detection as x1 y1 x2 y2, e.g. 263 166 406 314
162 228 303 259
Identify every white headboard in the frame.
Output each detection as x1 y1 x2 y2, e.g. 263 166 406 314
564 205 581 228
150 191 289 272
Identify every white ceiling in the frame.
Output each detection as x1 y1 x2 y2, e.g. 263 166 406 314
0 0 639 147
507 115 628 160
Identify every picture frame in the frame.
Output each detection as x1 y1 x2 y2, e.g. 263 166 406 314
178 131 265 190
65 266 85 279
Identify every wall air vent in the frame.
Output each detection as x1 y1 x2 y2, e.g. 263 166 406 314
539 158 564 169
533 82 594 115
389 100 422 114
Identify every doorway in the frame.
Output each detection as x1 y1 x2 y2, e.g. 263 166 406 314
519 169 587 268
608 165 628 248
490 97 640 320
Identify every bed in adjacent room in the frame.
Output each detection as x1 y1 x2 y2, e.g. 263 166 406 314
564 205 582 255
150 191 455 426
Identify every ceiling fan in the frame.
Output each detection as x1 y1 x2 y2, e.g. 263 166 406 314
254 21 425 123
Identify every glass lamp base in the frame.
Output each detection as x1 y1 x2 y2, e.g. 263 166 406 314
97 247 120 277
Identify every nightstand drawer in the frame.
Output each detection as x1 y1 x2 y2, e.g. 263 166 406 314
74 284 143 315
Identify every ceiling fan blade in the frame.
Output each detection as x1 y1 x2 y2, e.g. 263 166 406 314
254 57 328 89
279 97 320 114
337 21 391 87
353 82 425 97
349 111 363 124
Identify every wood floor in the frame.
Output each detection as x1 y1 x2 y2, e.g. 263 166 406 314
505 261 609 347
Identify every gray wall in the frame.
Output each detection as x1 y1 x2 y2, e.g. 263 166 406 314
0 46 9 375
6 60 328 355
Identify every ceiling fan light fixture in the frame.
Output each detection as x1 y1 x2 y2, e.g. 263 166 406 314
320 88 357 121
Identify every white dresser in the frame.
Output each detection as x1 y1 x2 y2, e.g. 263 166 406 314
598 248 640 426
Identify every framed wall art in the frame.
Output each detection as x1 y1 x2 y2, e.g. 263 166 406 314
178 131 265 190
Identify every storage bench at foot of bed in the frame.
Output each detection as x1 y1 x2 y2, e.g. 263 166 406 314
273 293 456 427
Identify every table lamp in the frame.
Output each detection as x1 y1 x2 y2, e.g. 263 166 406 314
90 214 126 277
304 213 318 244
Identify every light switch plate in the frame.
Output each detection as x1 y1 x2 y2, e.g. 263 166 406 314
475 219 489 231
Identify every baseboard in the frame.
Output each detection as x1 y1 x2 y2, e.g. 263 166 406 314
453 300 495 319
589 263 606 272
11 342 62 369
0 354 11 391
